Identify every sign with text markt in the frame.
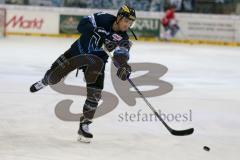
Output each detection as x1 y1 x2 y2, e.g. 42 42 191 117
6 10 59 34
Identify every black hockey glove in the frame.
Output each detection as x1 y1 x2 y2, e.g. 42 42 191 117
104 38 117 52
104 33 132 52
113 46 131 81
117 63 131 81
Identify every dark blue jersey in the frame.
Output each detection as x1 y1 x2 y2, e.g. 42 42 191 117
70 12 130 63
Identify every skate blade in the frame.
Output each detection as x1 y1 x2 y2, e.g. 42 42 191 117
77 135 91 143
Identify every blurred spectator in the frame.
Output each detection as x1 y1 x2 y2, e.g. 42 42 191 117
169 0 182 11
64 0 87 7
27 0 64 7
0 0 5 4
1 0 237 14
182 0 195 12
86 0 113 9
5 0 27 5
216 0 224 3
125 0 151 11
150 0 164 11
166 0 195 12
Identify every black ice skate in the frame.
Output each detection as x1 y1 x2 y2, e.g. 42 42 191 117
30 79 48 93
78 117 93 143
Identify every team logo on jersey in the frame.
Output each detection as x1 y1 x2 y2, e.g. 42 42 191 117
112 34 123 41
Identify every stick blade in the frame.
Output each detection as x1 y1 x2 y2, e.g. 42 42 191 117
170 128 194 136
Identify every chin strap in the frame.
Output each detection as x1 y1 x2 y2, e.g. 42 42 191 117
129 28 138 40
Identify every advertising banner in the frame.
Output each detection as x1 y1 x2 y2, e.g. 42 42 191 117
59 15 83 34
176 14 237 42
131 17 160 38
6 10 59 34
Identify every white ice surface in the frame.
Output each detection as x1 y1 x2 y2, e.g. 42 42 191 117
0 36 240 160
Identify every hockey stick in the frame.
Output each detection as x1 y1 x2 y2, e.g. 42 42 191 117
127 78 194 136
103 46 194 136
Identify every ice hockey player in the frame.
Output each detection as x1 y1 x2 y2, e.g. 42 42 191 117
30 5 136 143
161 4 180 40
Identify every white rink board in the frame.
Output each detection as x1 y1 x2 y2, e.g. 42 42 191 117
235 20 240 41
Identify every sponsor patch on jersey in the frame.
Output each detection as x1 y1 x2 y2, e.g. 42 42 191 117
112 34 123 41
